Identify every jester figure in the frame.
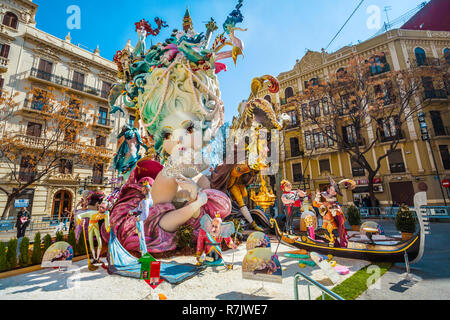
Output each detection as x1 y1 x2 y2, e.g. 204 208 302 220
77 193 111 264
196 214 237 267
281 179 306 234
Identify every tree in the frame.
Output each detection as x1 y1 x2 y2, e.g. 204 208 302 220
292 52 447 207
18 236 30 267
31 232 42 265
0 87 111 218
42 234 52 255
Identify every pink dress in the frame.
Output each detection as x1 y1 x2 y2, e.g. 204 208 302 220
106 160 232 254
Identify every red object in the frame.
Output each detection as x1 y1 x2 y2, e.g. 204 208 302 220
401 0 450 31
443 180 450 188
144 261 164 289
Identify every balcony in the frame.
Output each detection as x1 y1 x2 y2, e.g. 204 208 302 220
413 57 441 68
92 117 114 132
424 89 448 100
341 137 366 148
286 149 304 159
285 122 300 130
29 68 107 101
380 130 405 143
13 134 82 153
433 126 450 138
390 162 406 174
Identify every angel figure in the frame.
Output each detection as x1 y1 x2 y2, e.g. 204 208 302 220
196 214 237 267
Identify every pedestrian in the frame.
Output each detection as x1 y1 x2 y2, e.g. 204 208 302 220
62 208 69 231
16 207 31 260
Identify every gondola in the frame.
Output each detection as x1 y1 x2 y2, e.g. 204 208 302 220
270 218 423 263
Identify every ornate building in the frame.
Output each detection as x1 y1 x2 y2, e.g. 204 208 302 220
0 0 133 220
254 17 450 206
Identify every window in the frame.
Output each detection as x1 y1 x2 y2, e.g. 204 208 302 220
367 53 390 76
287 110 298 127
305 131 312 150
319 159 331 173
430 111 447 136
422 76 434 97
96 135 106 147
415 47 427 66
313 130 325 149
37 59 53 81
445 48 450 65
322 98 329 115
101 81 112 99
304 78 319 89
59 159 73 174
0 77 3 96
388 150 406 173
98 107 108 125
301 104 308 120
343 125 357 145
2 12 18 29
439 145 450 170
19 156 36 182
72 71 85 91
264 95 271 103
68 98 81 119
26 122 42 137
64 128 77 142
378 116 401 142
352 160 365 177
285 87 294 100
92 164 104 185
309 101 320 118
290 137 301 157
0 44 10 59
31 90 48 111
292 163 303 182
336 67 347 80
129 115 135 127
326 126 335 147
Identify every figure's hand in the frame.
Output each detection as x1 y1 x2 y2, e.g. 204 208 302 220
176 176 200 201
196 191 208 207
230 242 238 250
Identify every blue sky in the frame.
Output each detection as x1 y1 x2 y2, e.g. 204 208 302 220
34 0 427 123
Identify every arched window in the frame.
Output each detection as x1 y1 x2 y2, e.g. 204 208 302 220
285 87 294 100
444 48 450 65
2 12 18 29
336 68 347 80
415 47 427 66
367 53 390 76
264 95 271 103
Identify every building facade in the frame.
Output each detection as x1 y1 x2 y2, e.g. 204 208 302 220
0 0 133 220
255 27 450 207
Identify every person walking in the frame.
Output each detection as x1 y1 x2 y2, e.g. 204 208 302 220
62 208 70 231
16 207 31 260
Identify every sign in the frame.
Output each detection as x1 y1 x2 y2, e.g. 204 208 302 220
14 199 29 208
355 178 382 186
443 180 450 188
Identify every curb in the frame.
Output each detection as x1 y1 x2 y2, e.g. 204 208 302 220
0 255 87 279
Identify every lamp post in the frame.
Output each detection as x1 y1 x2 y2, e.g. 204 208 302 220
418 112 447 206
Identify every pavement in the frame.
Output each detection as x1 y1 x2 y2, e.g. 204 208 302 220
358 221 450 300
0 240 370 300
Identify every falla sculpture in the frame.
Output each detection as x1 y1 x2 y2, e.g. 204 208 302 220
106 0 252 255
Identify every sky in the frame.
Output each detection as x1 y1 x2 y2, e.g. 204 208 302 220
33 0 427 123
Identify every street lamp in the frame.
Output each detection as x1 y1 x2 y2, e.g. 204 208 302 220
417 112 447 206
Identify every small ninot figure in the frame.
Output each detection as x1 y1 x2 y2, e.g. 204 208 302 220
196 214 237 267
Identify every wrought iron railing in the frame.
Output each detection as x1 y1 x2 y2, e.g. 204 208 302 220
30 68 102 98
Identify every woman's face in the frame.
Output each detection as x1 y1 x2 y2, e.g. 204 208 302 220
160 112 203 156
